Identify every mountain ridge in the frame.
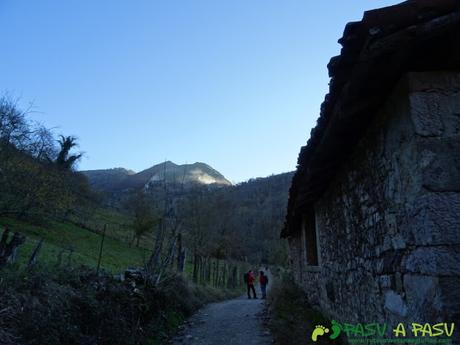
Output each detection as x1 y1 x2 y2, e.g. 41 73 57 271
81 161 232 191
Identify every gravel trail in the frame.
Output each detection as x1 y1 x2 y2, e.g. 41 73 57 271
172 271 273 345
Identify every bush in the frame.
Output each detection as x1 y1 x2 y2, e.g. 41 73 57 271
267 273 344 345
0 265 236 345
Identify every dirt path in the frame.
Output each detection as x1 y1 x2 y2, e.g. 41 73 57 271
172 271 273 345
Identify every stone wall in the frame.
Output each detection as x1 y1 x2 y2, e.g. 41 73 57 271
289 71 460 336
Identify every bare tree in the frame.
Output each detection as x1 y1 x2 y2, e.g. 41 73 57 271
145 161 188 285
129 192 158 247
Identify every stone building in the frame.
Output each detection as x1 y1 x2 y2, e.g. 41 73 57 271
282 0 460 339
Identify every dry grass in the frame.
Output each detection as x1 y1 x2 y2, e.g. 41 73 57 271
0 265 239 345
267 274 344 345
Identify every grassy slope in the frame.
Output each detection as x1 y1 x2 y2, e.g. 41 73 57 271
0 216 148 272
1 212 243 278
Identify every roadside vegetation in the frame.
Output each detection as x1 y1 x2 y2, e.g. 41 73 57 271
0 264 239 345
267 273 344 345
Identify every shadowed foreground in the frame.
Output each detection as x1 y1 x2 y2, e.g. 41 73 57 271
172 295 272 345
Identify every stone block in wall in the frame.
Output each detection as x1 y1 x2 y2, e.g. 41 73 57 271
402 193 460 246
408 71 460 138
438 276 460 321
379 273 404 294
403 246 460 276
379 275 392 290
419 138 460 192
404 274 443 322
392 234 406 250
382 249 405 274
410 92 445 136
384 290 408 317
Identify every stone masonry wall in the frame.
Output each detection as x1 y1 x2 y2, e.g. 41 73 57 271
289 71 460 338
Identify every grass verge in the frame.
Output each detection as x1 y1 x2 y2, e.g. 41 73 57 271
267 273 344 345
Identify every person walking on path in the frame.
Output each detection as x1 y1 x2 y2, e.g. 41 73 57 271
259 271 268 299
244 270 257 299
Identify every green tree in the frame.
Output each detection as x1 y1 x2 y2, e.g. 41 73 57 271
55 136 82 170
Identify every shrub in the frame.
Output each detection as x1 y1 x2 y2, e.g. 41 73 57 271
0 265 237 345
267 273 344 345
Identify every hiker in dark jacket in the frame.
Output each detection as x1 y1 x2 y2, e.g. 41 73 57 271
259 271 268 299
244 270 257 299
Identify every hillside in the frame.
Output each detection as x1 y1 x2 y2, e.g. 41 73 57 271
82 161 232 191
204 172 294 263
0 93 291 270
78 167 135 191
79 169 294 264
140 171 295 264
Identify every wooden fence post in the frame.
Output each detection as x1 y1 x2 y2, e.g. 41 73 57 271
96 224 107 275
28 238 44 268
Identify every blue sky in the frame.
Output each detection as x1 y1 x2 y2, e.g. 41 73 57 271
0 0 401 183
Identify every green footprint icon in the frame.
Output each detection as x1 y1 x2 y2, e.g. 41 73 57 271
311 325 329 342
329 320 342 340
